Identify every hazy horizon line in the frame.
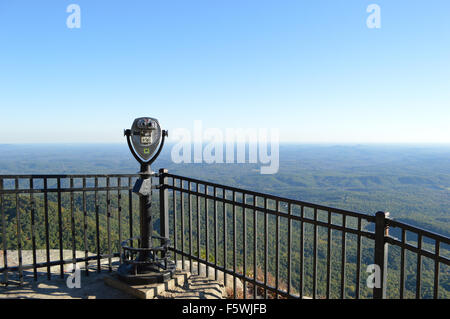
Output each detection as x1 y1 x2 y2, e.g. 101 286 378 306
1 142 450 146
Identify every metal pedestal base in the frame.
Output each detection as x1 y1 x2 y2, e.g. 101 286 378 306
117 262 176 285
117 236 176 285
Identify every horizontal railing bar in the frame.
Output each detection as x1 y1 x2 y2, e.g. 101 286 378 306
0 174 139 179
387 219 450 245
0 253 119 274
169 248 295 299
167 185 376 239
385 237 450 266
163 174 375 221
0 186 133 194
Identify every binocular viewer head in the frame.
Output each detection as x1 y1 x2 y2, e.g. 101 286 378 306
125 117 166 165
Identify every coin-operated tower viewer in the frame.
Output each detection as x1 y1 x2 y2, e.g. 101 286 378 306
118 117 175 284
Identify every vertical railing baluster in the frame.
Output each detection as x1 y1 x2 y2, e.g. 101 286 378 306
70 178 76 271
341 214 346 299
44 178 50 280
275 200 279 299
106 177 112 271
95 177 101 272
299 205 304 299
233 191 237 298
287 203 291 297
214 186 218 281
173 186 177 266
0 178 8 285
30 178 37 281
313 208 317 299
264 197 268 299
197 184 200 275
223 189 227 287
188 182 193 273
205 186 209 277
83 178 89 276
356 217 362 299
416 233 422 299
400 228 406 299
326 210 331 299
128 177 133 247
253 198 257 299
433 240 440 299
15 178 23 284
243 194 247 299
57 177 63 278
181 182 185 270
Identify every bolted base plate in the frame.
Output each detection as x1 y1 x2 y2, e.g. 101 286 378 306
117 262 176 285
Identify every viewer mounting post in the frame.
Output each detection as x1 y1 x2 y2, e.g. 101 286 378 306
118 117 175 284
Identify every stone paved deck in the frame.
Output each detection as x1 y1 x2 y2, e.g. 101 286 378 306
0 250 226 299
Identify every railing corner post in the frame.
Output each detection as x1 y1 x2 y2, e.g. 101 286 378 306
374 211 390 299
159 169 169 246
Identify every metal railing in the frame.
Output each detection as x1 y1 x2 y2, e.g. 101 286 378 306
0 174 139 284
1 170 449 299
160 171 450 299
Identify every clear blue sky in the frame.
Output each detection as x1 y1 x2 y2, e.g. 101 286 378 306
0 0 449 143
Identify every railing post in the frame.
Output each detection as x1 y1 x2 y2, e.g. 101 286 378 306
374 211 390 299
159 169 169 255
